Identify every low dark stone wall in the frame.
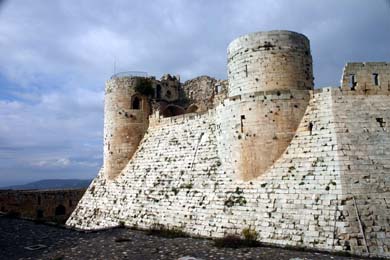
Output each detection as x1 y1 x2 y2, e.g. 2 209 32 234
0 189 86 223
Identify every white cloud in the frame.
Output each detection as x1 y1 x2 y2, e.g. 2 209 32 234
31 158 71 168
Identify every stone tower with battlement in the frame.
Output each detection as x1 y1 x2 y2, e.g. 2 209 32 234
103 77 151 180
103 74 182 179
216 30 313 180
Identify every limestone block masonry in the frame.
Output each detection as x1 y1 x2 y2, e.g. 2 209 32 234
67 30 390 258
215 89 310 180
227 30 313 96
104 77 150 180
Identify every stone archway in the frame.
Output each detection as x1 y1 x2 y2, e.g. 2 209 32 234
55 204 66 216
131 95 142 110
186 104 199 113
161 105 185 117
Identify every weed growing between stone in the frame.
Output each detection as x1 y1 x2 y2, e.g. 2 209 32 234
214 228 260 248
146 224 187 238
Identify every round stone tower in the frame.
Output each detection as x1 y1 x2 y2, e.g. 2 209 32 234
227 30 313 96
103 76 151 180
216 30 313 181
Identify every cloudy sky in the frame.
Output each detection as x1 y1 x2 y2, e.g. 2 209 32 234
0 0 389 186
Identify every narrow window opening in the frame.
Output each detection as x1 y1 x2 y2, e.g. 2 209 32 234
156 85 161 99
69 199 73 207
215 85 219 94
240 115 245 133
372 73 379 86
308 122 314 135
349 74 357 90
132 97 141 110
37 196 41 205
166 90 172 98
245 65 248 77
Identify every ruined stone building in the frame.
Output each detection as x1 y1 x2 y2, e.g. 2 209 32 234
67 30 390 258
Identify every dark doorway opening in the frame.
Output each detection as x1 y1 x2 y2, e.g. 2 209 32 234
161 105 185 117
36 209 44 218
55 205 66 216
132 97 141 110
156 85 161 99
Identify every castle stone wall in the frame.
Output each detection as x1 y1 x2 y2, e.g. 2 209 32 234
157 74 181 102
183 76 218 113
67 29 390 258
227 30 313 97
67 88 390 258
215 90 310 180
331 90 390 256
341 62 390 92
104 77 150 179
0 189 85 223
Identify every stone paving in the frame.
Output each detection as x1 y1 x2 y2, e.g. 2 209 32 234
0 216 369 260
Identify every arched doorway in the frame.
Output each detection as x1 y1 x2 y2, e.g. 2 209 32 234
132 96 141 109
186 104 199 113
36 209 44 218
161 105 185 117
55 205 66 216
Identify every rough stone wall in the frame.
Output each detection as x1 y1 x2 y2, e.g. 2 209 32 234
331 90 390 256
215 90 310 180
221 30 314 180
156 74 181 102
227 30 313 96
104 77 150 179
182 76 218 113
68 89 390 258
213 80 228 106
0 189 85 223
341 62 390 92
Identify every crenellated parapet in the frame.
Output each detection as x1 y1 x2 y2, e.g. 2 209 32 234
341 62 390 93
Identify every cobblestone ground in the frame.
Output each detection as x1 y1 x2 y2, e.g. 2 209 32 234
0 216 368 260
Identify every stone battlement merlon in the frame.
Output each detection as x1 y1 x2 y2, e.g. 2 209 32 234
341 62 390 93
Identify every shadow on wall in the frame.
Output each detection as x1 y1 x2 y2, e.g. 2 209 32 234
161 104 185 117
55 204 66 216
